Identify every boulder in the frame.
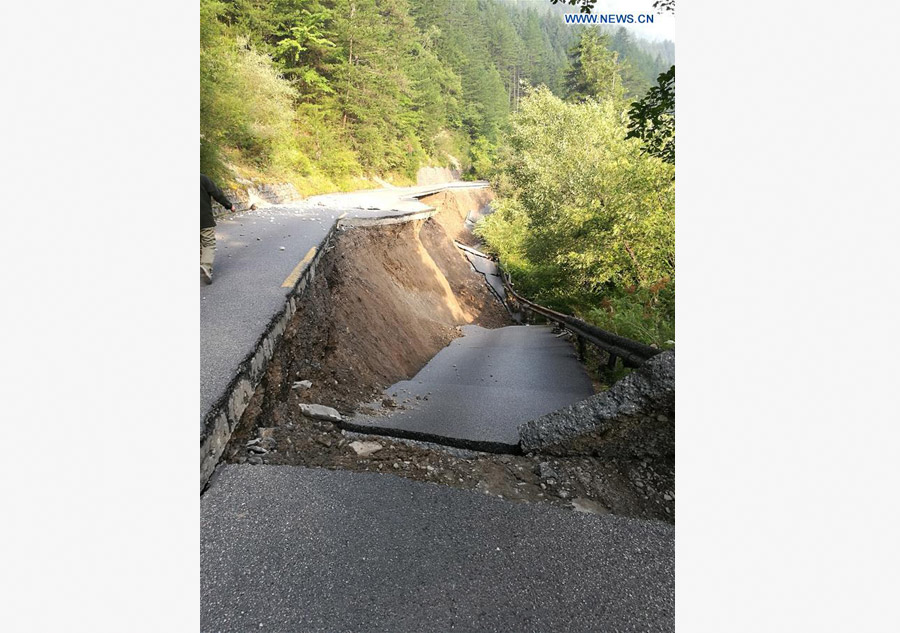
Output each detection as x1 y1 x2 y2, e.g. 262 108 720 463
299 403 343 423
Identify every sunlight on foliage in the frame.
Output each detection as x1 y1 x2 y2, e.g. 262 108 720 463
478 87 674 346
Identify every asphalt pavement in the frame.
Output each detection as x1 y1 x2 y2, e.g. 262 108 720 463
201 465 675 633
200 183 674 633
459 246 506 301
346 325 595 451
200 182 486 427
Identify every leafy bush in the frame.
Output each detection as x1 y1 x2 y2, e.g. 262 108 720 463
587 282 674 349
477 86 674 346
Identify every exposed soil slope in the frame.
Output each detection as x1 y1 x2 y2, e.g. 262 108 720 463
419 188 492 246
225 192 509 449
219 189 671 523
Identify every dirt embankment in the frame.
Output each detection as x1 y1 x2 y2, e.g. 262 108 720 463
220 189 672 523
418 188 489 247
224 191 508 447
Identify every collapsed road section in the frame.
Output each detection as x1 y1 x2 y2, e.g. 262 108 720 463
200 182 493 490
201 181 675 632
211 186 673 522
342 324 595 452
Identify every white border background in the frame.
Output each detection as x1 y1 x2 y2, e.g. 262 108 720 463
1 1 898 630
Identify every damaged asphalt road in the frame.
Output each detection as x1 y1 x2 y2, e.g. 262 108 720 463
200 182 488 426
345 324 595 451
202 183 674 632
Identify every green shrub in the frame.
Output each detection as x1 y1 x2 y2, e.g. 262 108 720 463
477 87 674 347
586 283 674 349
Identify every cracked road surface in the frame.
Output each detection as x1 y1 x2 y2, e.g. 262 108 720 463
200 182 487 427
201 465 675 632
347 325 595 451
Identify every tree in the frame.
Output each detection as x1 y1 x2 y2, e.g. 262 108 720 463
549 0 596 13
626 65 674 164
477 86 674 344
549 0 675 14
653 1 675 13
268 1 337 97
480 86 674 296
564 29 625 106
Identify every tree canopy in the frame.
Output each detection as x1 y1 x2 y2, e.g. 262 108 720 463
477 87 674 345
626 65 675 164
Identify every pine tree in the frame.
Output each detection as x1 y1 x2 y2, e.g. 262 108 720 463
564 29 625 105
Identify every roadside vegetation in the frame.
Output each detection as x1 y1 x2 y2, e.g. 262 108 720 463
200 0 670 190
200 0 675 345
477 31 675 348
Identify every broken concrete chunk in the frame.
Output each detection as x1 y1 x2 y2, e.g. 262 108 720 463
349 440 383 457
299 403 342 423
292 380 313 390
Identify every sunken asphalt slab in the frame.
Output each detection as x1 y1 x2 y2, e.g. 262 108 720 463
200 182 486 427
201 465 675 633
344 325 594 451
460 248 506 301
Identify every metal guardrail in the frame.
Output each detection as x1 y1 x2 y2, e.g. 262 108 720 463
449 240 661 368
502 276 661 368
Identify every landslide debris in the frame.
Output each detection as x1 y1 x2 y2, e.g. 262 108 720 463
220 189 672 523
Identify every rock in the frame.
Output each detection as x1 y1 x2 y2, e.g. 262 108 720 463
538 462 559 481
298 403 342 423
393 462 400 469
245 438 261 447
279 246 285 251
571 498 610 515
292 380 313 390
248 445 268 454
349 440 383 457
558 490 570 499
247 456 263 465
